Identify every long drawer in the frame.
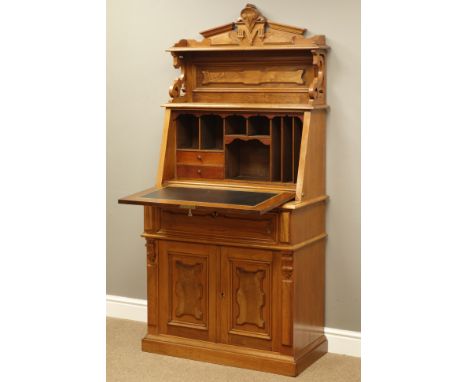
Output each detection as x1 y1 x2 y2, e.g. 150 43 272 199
157 208 278 244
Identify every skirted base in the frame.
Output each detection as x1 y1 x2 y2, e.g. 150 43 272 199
142 333 328 377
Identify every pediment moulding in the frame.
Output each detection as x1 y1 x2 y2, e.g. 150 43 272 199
167 4 327 106
168 4 328 51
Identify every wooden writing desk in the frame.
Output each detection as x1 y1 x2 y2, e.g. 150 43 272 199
119 4 329 376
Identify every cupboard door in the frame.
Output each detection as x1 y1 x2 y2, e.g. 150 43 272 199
158 241 217 342
220 247 274 351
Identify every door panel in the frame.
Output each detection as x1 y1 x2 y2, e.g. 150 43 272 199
220 247 274 350
159 241 217 341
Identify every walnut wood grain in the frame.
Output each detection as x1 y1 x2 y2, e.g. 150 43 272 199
202 69 304 85
119 4 328 376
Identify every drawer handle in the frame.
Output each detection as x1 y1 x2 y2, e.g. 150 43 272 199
197 169 202 174
197 155 202 160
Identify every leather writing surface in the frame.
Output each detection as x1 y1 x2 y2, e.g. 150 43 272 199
142 187 277 206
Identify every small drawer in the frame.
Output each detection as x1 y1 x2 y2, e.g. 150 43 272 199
176 150 224 166
158 208 278 244
177 164 224 179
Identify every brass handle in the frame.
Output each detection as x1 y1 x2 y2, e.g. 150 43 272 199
197 169 202 174
197 155 202 160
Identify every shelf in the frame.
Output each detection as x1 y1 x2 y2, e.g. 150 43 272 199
225 135 271 145
163 103 328 112
176 148 224 153
166 45 329 52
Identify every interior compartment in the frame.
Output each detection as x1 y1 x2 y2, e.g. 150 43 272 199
226 139 270 181
225 115 246 135
282 116 293 182
248 116 270 136
176 114 199 149
271 117 282 182
174 112 302 183
200 114 223 150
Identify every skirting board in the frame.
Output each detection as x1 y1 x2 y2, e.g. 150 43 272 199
106 294 360 357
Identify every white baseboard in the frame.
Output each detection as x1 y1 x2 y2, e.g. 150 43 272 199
107 295 147 322
323 327 361 357
107 294 360 357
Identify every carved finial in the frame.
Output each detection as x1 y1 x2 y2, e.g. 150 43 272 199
239 4 263 31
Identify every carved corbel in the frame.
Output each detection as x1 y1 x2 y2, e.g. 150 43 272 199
281 254 294 280
169 52 186 99
146 239 157 266
309 52 326 105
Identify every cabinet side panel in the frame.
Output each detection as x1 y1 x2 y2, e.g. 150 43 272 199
293 240 325 356
295 110 326 201
156 108 175 187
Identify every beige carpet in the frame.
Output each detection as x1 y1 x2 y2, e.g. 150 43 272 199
107 318 360 382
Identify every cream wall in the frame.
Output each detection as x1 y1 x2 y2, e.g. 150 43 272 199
107 0 360 331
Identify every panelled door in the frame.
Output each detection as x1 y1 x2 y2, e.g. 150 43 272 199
158 241 217 341
219 246 276 351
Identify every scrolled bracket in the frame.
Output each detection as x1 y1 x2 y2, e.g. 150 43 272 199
169 52 186 99
309 52 326 105
169 74 185 98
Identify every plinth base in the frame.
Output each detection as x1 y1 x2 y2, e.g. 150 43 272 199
142 333 328 377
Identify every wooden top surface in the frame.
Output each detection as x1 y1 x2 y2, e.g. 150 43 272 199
162 103 328 111
167 45 328 52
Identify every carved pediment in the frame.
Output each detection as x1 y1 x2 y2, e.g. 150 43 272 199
171 4 326 49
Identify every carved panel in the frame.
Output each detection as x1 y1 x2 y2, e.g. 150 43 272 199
201 70 304 85
228 257 272 339
175 261 203 320
168 253 208 328
236 268 265 327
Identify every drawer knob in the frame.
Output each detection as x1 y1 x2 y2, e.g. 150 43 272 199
197 169 202 174
197 155 202 160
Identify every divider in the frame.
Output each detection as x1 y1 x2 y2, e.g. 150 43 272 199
175 112 303 183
